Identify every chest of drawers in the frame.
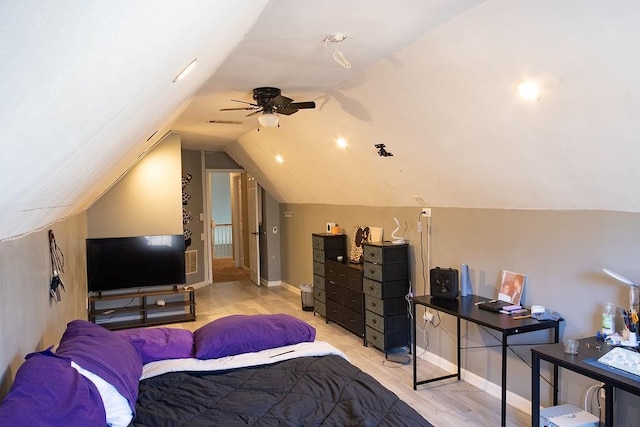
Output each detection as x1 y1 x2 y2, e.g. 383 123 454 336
325 259 364 338
362 242 409 355
311 233 346 319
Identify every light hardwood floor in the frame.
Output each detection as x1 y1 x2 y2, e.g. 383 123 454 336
172 280 530 427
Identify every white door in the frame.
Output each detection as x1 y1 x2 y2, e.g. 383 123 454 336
247 174 260 286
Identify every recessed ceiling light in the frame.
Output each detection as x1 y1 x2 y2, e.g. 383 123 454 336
173 58 198 82
516 80 541 101
336 138 347 148
275 155 284 163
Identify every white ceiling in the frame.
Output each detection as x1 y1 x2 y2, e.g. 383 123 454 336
3 0 640 241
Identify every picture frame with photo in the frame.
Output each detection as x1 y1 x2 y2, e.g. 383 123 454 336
497 270 526 305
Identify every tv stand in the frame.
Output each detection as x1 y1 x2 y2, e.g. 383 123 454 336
88 287 196 330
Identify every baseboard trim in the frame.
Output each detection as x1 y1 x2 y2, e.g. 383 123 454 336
260 278 282 287
416 346 532 416
186 281 208 290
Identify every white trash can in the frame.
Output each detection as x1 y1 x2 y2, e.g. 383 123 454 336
300 283 314 311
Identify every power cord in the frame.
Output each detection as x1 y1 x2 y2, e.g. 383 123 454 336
584 384 603 421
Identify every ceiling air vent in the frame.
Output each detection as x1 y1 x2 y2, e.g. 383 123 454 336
208 119 243 125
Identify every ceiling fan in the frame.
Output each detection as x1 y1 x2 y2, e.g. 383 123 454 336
220 87 316 128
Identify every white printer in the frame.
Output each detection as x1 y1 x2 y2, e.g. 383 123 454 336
539 404 599 427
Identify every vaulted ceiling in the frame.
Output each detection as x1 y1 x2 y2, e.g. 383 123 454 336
3 0 640 241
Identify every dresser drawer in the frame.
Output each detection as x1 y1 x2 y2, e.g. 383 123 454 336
363 244 407 264
313 287 325 302
363 278 382 299
346 266 363 292
363 263 383 281
363 277 408 299
313 261 324 277
365 295 408 317
313 249 325 263
365 326 385 351
326 281 342 303
312 235 324 250
365 310 385 333
313 234 345 251
335 262 349 285
326 299 343 323
363 262 408 282
363 245 384 264
342 307 364 336
313 274 325 291
325 260 338 282
364 294 384 316
342 287 363 314
314 299 326 317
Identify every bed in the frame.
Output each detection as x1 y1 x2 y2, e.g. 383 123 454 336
0 314 432 426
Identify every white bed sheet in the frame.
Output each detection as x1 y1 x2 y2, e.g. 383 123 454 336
141 340 347 380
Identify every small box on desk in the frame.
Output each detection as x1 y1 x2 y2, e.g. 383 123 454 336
540 404 598 427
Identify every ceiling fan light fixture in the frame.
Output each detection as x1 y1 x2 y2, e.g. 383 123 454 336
258 112 279 128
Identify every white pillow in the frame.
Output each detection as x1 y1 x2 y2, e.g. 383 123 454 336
70 361 133 427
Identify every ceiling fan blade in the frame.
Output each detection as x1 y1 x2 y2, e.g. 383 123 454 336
270 95 293 106
246 109 263 117
230 99 258 106
220 106 260 111
275 107 298 116
288 101 316 109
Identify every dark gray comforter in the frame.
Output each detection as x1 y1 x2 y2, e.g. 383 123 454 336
133 354 432 426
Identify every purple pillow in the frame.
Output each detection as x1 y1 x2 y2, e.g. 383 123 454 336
55 320 142 415
115 327 194 363
194 314 316 360
0 349 106 427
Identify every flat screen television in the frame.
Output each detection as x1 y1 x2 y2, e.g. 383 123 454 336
86 235 186 292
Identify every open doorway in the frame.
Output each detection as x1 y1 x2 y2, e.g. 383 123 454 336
209 172 250 283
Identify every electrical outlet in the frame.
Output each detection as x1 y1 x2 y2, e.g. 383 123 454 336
421 208 431 217
424 311 434 322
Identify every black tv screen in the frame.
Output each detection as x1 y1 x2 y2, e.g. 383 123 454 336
87 235 186 292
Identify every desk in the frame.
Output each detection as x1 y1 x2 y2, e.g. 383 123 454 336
412 294 560 427
531 337 640 426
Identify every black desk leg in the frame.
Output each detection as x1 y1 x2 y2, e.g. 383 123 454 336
412 302 417 390
605 384 613 426
553 324 559 406
531 354 540 427
456 316 461 380
501 334 507 427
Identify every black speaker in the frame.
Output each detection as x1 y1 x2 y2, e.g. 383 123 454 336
430 267 459 299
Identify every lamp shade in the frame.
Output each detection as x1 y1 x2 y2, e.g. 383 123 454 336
258 112 279 128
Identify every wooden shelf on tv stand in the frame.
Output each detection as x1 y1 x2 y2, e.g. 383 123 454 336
88 286 196 331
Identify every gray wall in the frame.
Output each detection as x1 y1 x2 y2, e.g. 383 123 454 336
181 149 205 285
260 189 281 282
0 213 88 398
279 203 640 421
